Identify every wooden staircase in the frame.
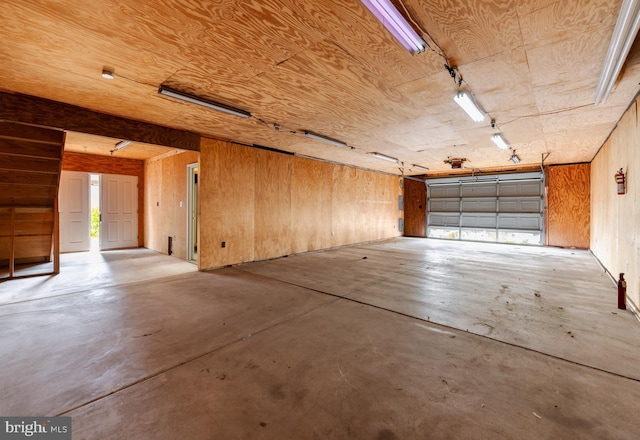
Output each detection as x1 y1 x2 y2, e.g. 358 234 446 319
0 121 65 279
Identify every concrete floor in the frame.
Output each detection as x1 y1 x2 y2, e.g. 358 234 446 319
1 238 639 439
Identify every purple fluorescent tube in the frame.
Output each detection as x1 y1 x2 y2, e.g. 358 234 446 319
361 0 426 54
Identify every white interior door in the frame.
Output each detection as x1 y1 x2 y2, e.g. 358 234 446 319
100 174 138 250
59 171 90 253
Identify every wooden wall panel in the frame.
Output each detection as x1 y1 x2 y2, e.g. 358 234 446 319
200 140 256 269
144 150 199 260
199 139 400 270
144 150 199 259
546 163 590 248
144 158 163 253
403 178 426 237
591 99 640 309
254 150 292 260
290 157 333 253
63 151 145 246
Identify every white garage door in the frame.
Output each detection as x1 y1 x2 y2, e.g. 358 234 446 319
426 172 544 245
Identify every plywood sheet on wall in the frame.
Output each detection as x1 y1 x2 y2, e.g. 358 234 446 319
403 178 426 237
591 99 639 309
200 140 256 269
290 157 333 253
254 150 292 261
331 166 399 247
63 151 145 247
546 163 590 249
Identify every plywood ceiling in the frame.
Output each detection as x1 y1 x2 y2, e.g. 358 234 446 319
2 0 639 174
64 131 176 160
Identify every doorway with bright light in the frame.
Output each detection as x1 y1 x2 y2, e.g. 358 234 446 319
59 171 139 253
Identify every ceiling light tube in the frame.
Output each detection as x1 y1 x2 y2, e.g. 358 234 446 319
113 140 132 151
595 0 640 104
510 151 521 164
303 131 347 147
371 152 399 163
411 164 429 171
360 0 426 54
454 91 486 122
158 85 251 118
491 133 509 150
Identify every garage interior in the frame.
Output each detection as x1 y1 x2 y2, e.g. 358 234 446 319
1 0 640 438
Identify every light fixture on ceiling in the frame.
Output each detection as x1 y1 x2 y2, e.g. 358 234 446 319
370 152 399 163
411 164 429 172
158 85 251 119
510 151 521 164
114 140 131 150
595 0 640 104
491 133 509 150
453 91 486 122
360 0 426 54
110 140 132 155
101 69 114 80
303 131 347 147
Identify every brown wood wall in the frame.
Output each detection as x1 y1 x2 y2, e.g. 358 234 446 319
199 139 401 269
144 150 199 259
62 151 145 247
546 163 591 249
403 178 426 237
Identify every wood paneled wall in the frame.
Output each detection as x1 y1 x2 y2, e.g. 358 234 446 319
144 150 199 259
546 164 590 249
199 139 401 269
591 99 640 310
62 151 145 247
403 178 426 237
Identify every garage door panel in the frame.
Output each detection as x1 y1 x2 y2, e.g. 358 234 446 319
429 185 460 198
430 198 460 212
499 181 541 197
461 183 496 197
499 197 541 213
462 198 497 212
461 213 497 228
429 213 460 227
498 214 542 230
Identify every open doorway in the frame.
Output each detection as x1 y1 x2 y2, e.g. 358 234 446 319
187 163 199 264
90 174 100 251
60 171 138 253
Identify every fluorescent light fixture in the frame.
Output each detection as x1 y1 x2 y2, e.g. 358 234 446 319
360 0 426 54
371 152 399 163
411 164 429 171
454 91 486 122
491 133 509 150
158 85 251 118
101 69 114 80
595 0 640 104
113 140 131 151
303 131 347 147
510 151 521 164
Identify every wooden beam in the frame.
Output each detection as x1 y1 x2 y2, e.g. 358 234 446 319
9 207 15 278
0 92 200 152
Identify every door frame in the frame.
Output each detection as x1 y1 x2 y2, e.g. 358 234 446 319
186 163 199 263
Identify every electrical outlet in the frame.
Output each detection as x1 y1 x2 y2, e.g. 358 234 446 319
221 241 226 248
